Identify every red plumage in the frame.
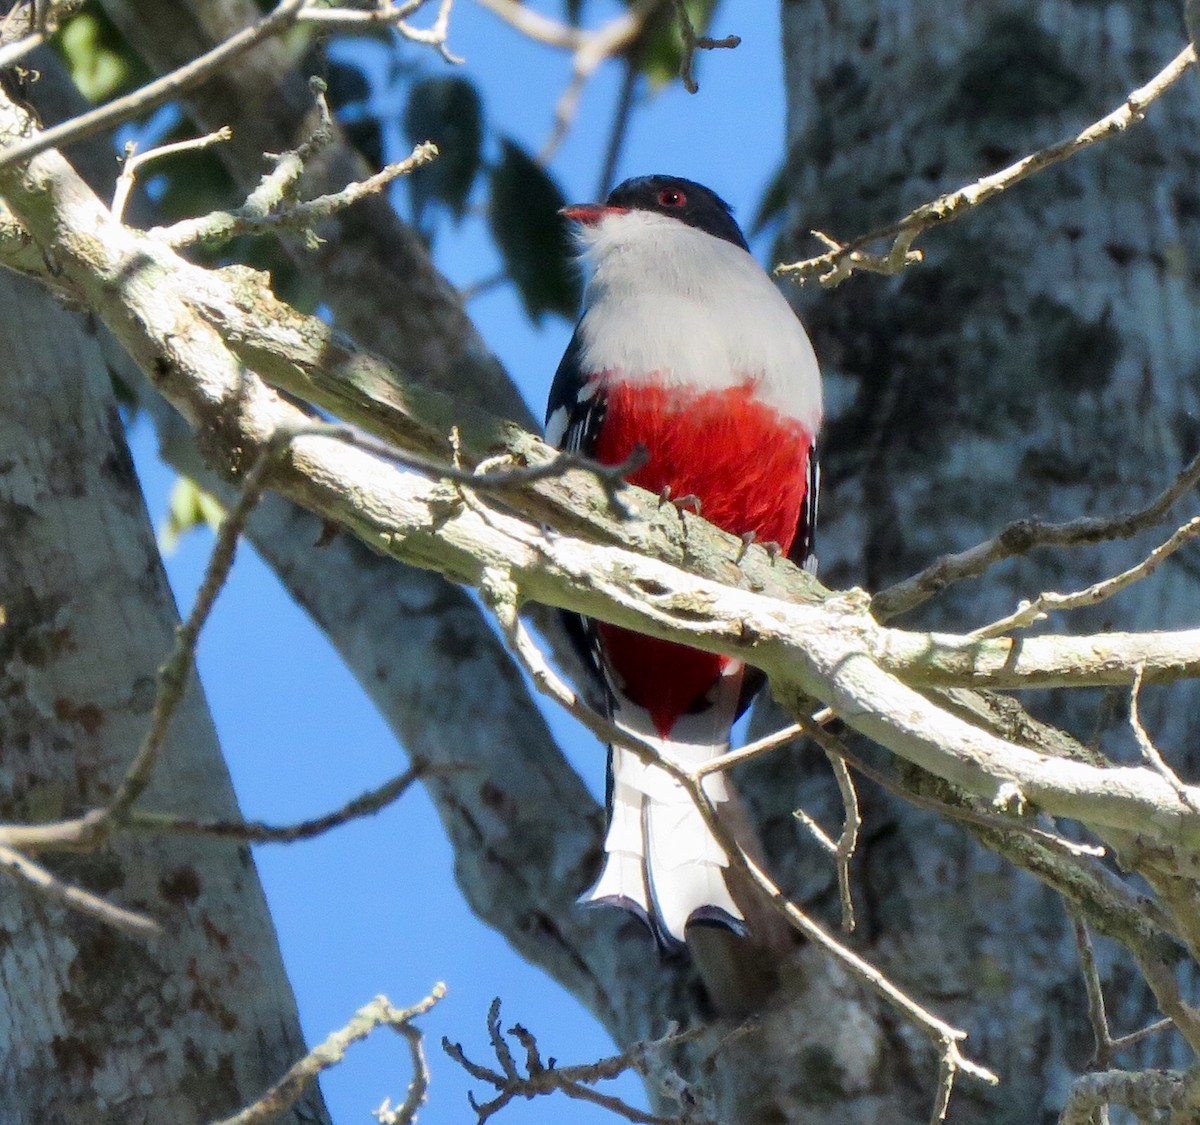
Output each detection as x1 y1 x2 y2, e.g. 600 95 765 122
591 377 812 735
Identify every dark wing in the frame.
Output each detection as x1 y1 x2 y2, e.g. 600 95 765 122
789 440 820 572
546 329 607 454
547 329 611 698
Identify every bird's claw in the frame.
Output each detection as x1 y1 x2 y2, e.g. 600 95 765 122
658 486 702 516
736 531 782 563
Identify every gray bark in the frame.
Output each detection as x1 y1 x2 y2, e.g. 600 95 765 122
770 0 1200 1119
0 268 327 1124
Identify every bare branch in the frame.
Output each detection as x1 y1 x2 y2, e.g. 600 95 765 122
305 0 463 62
90 428 298 833
790 737 860 931
967 516 1200 641
471 0 585 48
0 0 84 70
111 126 233 223
827 750 860 932
0 842 161 939
0 0 310 172
125 763 433 844
212 986 446 1125
0 0 463 175
1109 1018 1177 1056
539 0 663 162
873 450 1200 621
595 56 639 198
157 141 440 249
777 44 1197 286
1129 663 1197 807
1072 916 1115 1073
444 1002 709 1125
1058 1068 1189 1125
812 723 1106 862
693 721 804 778
671 0 740 95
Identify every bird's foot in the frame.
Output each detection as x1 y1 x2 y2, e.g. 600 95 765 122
658 486 702 516
737 531 782 563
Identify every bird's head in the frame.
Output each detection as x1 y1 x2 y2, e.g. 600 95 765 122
561 175 749 252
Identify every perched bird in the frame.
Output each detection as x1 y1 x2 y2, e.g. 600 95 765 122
548 175 823 947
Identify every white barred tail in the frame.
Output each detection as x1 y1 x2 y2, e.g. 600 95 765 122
581 671 745 945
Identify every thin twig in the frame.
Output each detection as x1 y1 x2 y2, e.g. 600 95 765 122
539 0 662 163
0 27 44 70
111 127 233 223
873 450 1200 621
1109 1018 1176 1055
87 431 296 835
804 719 1106 861
595 56 639 198
692 722 804 778
671 0 739 94
0 842 161 939
1129 663 1197 807
1072 916 1115 1071
0 0 310 172
213 986 446 1125
928 1049 957 1125
303 0 424 22
444 1003 708 1125
124 763 438 844
966 515 1200 641
471 0 585 49
0 0 462 173
307 0 464 61
777 43 1197 286
157 141 439 249
0 0 83 71
826 751 860 931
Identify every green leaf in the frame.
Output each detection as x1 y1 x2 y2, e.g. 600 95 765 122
53 5 149 103
161 477 224 554
487 138 580 324
323 59 372 111
639 0 718 89
344 115 384 174
402 75 485 225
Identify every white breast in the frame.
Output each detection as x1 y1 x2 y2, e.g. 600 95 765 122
573 210 822 432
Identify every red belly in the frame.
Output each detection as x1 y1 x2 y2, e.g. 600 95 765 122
592 378 812 735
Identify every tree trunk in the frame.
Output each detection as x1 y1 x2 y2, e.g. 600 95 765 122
0 269 327 1125
767 0 1200 1119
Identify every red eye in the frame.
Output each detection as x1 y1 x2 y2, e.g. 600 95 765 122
657 188 686 208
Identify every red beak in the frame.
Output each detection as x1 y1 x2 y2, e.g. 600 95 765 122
560 204 629 225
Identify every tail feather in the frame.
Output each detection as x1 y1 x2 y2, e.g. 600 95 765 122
581 770 653 920
581 671 746 945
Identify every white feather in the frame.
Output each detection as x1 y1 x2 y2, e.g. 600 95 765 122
572 209 822 434
545 405 569 447
580 664 746 944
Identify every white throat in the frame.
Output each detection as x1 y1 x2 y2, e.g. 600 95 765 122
573 210 822 431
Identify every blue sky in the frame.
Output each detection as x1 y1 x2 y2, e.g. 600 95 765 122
128 1 788 1119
